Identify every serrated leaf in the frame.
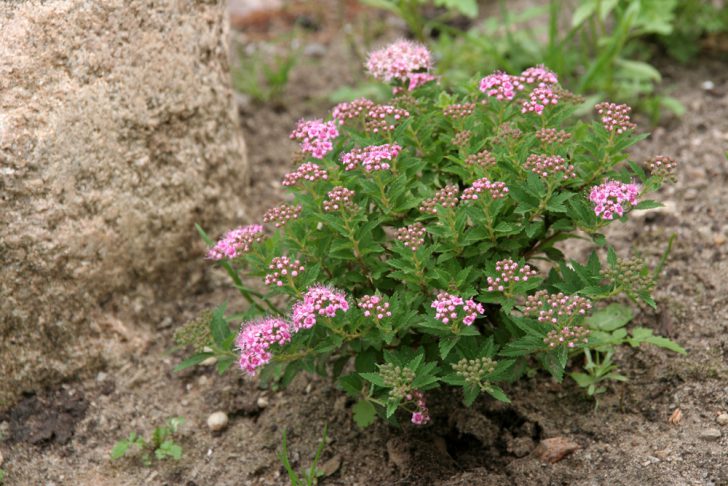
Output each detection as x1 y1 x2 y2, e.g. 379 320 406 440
110 440 131 460
352 400 377 428
439 335 459 359
586 303 633 331
483 385 511 403
174 352 214 372
644 335 686 354
210 303 230 347
360 372 386 387
463 385 480 407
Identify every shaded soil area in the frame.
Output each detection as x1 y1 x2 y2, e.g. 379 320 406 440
3 4 728 486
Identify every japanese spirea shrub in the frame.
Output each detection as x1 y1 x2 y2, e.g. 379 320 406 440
178 40 684 428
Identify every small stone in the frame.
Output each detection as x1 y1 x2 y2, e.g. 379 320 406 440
534 437 580 464
200 356 218 366
714 234 727 247
0 450 4 467
96 371 108 382
700 428 721 441
701 80 715 91
256 396 269 409
717 413 728 426
304 43 327 58
319 454 341 477
207 412 229 432
669 408 683 425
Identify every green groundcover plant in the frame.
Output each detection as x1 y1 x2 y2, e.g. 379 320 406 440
179 40 684 427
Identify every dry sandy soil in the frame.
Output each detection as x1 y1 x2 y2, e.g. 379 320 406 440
2 3 728 485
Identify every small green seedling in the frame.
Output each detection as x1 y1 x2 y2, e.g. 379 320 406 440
110 417 184 467
278 424 329 486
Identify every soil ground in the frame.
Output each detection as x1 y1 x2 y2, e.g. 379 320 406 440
2 3 728 485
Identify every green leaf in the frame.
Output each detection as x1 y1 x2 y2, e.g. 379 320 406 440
210 303 230 347
463 385 480 407
439 335 459 360
338 373 363 397
571 0 596 27
174 352 214 372
360 372 386 387
633 200 663 211
352 400 377 428
483 384 511 403
644 335 687 354
586 303 633 331
110 440 131 460
500 336 547 357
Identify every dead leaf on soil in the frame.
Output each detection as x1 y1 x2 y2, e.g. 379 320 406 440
319 454 341 477
669 408 683 425
534 437 580 464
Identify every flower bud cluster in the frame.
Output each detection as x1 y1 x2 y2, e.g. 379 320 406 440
264 256 304 287
409 390 430 425
535 128 572 144
544 326 590 349
419 184 459 215
236 317 292 375
461 177 509 201
589 180 640 220
524 154 575 179
379 363 416 399
522 290 592 325
604 257 655 295
396 222 426 251
323 186 356 212
521 86 559 115
452 130 472 147
444 102 476 119
487 259 537 292
494 123 522 143
453 356 496 387
263 203 302 228
365 104 410 133
207 224 265 260
466 149 496 168
595 102 636 134
291 285 349 331
479 72 524 101
332 98 375 125
174 310 213 352
366 40 434 83
289 119 339 159
340 143 402 172
358 294 392 322
281 162 329 187
647 155 677 181
431 292 485 326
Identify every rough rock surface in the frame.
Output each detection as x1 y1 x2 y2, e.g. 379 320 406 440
0 0 247 408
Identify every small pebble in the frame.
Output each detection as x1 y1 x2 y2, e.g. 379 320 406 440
207 412 229 432
700 428 721 441
701 80 715 91
256 396 269 409
96 372 108 382
0 450 4 467
717 413 728 426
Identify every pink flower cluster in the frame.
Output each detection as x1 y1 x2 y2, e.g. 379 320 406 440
282 162 329 187
289 119 339 159
332 98 375 125
431 292 485 326
406 72 437 91
264 256 304 287
291 285 349 331
365 104 410 133
340 143 402 172
396 223 426 251
207 225 265 261
323 186 356 212
366 39 434 83
544 326 590 349
487 259 537 292
236 317 292 375
520 65 558 86
588 180 640 220
524 154 575 179
263 203 302 228
444 102 476 119
595 102 636 134
466 149 496 168
358 295 392 321
419 184 459 215
461 177 509 201
523 290 592 324
479 72 524 101
409 390 430 425
521 86 559 115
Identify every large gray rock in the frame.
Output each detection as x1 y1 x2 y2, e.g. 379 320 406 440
0 0 247 407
